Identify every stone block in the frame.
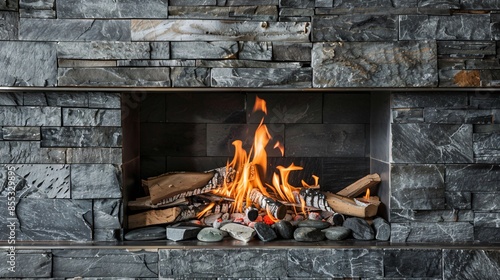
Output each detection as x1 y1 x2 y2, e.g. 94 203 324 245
474 134 500 163
390 209 474 222
392 123 473 163
0 250 51 278
239 41 272 60
19 0 54 9
492 14 500 40
20 9 56 19
439 69 481 87
481 69 500 87
63 108 121 126
0 106 61 126
166 226 202 241
58 67 171 87
169 0 216 4
424 108 500 124
58 59 117 68
280 0 315 8
285 124 366 157
20 19 130 41
0 142 65 164
0 11 18 40
391 92 468 109
445 191 472 209
287 248 383 278
0 92 22 105
16 199 93 241
118 59 195 67
446 164 500 192
0 164 70 198
2 127 40 140
392 108 424 123
93 199 122 229
390 222 474 242
131 19 310 42
461 0 500 9
391 164 445 210
0 0 18 10
171 67 211 87
46 92 89 107
418 0 460 8
0 42 56 86
220 0 279 5
443 250 500 280
56 0 168 18
472 193 500 211
88 92 121 109
71 164 122 199
438 41 496 58
57 42 150 60
198 59 302 68
150 42 170 59
466 58 500 70
52 249 158 278
474 227 500 243
168 6 278 21
313 15 397 41
272 42 311 61
400 14 491 40
384 249 442 278
439 58 466 70
312 41 438 87
66 148 122 164
279 8 314 17
315 0 333 7
474 212 500 228
212 67 312 88
158 249 286 278
41 127 122 147
171 41 238 59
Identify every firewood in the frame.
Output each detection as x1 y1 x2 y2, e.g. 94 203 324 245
297 188 335 213
324 192 378 218
336 173 381 198
128 204 206 229
249 188 287 219
128 196 189 210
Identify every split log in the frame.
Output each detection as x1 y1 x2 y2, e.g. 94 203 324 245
128 196 189 210
249 188 287 219
336 173 381 198
297 188 335 213
324 192 378 218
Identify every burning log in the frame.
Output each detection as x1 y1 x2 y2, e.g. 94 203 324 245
336 173 381 198
249 188 287 219
297 188 335 213
324 192 379 218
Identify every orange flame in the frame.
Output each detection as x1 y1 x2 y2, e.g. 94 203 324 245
253 96 267 114
274 141 284 156
364 188 370 201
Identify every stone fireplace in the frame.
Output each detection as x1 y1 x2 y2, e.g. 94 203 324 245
1 0 500 278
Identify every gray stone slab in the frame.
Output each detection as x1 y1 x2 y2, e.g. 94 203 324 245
0 142 65 164
16 198 92 241
0 106 61 126
446 164 500 192
19 9 56 19
0 250 52 278
19 0 54 9
171 67 211 87
492 14 500 40
131 19 310 42
438 69 481 87
56 0 167 18
316 0 333 7
168 6 278 21
198 59 303 68
400 14 491 40
63 108 121 126
391 164 445 210
418 0 459 8
58 59 117 68
220 0 279 5
20 19 130 41
280 16 310 22
466 58 500 70
150 42 170 59
169 0 216 4
119 59 195 67
0 11 18 40
211 67 312 88
474 124 500 133
315 6 450 15
93 199 122 229
443 250 500 280
66 148 122 164
392 123 473 163
89 92 121 109
461 0 500 9
171 41 238 59
424 108 500 124
333 0 415 8
312 41 437 87
71 164 121 199
279 8 314 17
0 0 18 10
445 191 472 210
390 209 474 222
384 249 442 278
272 42 311 61
58 67 171 87
439 58 466 70
472 193 500 211
391 92 468 109
313 15 397 42
474 227 500 243
288 248 383 278
52 249 158 278
239 41 272 60
0 92 23 105
392 108 424 123
481 69 500 87
437 41 496 58
285 124 366 157
57 42 150 60
0 42 56 86
158 249 286 278
280 0 315 7
474 134 500 163
474 212 500 228
41 127 122 148
390 222 474 242
93 228 120 242
46 92 89 107
2 127 40 140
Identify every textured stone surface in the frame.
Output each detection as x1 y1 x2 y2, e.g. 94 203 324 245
52 249 158 278
446 164 500 192
272 42 311 61
0 11 18 40
19 9 56 18
0 250 52 278
343 217 374 240
391 92 468 108
125 226 166 241
41 127 122 147
312 41 437 87
58 67 171 87
391 222 474 242
171 67 211 87
19 0 54 9
438 41 496 58
0 42 56 86
56 0 168 18
424 108 499 124
66 147 122 163
57 42 151 59
392 123 473 163
0 106 61 126
89 92 121 108
171 41 238 59
391 164 445 210
472 193 500 211
71 164 121 199
313 15 397 41
444 250 500 280
384 249 442 278
197 227 225 242
474 133 500 163
445 191 472 210
0 142 65 164
211 67 312 88
392 108 424 123
461 0 500 9
391 209 474 222
131 19 310 42
169 6 278 21
288 248 383 278
400 14 491 40
198 59 302 68
220 223 256 242
322 226 351 240
167 226 201 241
274 220 295 239
159 249 287 277
0 0 19 10
240 41 272 60
254 222 277 242
293 227 326 242
63 108 121 126
20 19 130 41
373 217 390 241
93 199 121 229
16 199 93 241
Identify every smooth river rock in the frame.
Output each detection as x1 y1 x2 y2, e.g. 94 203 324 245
197 227 225 242
343 218 375 240
254 222 277 242
323 226 352 241
293 227 326 242
274 220 295 239
124 226 166 241
220 223 256 242
297 219 331 229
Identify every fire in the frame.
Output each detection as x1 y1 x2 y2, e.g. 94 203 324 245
212 96 317 219
364 188 370 200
